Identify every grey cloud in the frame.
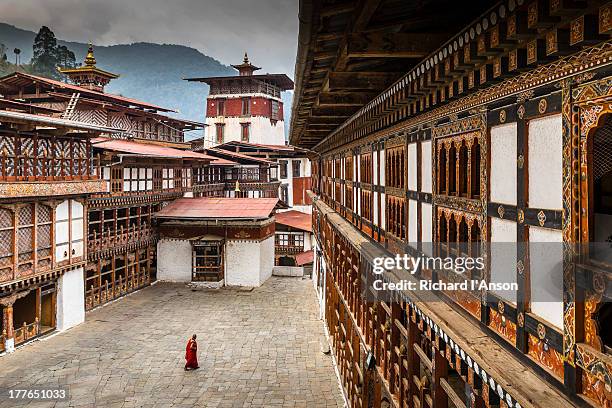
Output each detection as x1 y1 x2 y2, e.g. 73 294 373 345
0 0 298 75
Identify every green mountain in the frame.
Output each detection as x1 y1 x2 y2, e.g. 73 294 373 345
0 23 293 140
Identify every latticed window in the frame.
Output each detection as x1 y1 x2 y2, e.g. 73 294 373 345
111 167 123 193
386 196 405 239
0 208 14 272
36 204 52 270
293 160 301 177
360 153 373 184
386 146 405 189
153 168 162 190
17 205 34 263
345 155 353 181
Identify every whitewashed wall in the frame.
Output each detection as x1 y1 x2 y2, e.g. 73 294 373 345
205 115 285 147
258 236 275 284
225 238 274 287
157 239 193 282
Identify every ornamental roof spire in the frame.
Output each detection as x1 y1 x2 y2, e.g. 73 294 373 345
231 52 261 76
58 42 119 92
84 43 96 67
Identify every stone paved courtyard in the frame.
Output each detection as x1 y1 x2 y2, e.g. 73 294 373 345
0 277 345 408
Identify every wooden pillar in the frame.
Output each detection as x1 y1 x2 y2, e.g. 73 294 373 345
466 141 473 200
2 303 13 340
455 141 460 197
432 346 449 408
445 143 450 195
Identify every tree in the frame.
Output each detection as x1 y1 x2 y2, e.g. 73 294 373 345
56 45 76 69
13 48 20 65
31 26 60 78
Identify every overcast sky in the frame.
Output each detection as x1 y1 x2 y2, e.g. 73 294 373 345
0 0 299 76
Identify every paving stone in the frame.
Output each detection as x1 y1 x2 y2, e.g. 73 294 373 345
0 278 344 407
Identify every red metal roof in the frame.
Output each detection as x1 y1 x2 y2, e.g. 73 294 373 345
218 141 297 151
207 148 274 165
295 250 314 266
155 198 279 220
210 157 237 166
91 137 215 160
275 210 312 232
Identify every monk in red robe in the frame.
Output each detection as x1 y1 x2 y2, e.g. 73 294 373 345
184 334 199 370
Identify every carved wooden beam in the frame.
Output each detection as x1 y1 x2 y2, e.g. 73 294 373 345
346 32 448 58
317 92 374 107
327 72 400 91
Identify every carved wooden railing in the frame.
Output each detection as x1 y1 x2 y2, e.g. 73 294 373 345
275 245 305 255
85 273 150 310
88 224 155 253
13 318 40 345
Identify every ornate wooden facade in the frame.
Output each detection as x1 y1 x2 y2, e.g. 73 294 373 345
293 0 612 406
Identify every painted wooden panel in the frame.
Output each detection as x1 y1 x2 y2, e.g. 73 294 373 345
528 114 562 210
421 141 432 193
490 217 517 304
528 226 563 328
408 199 418 247
422 203 432 255
408 143 418 191
490 123 517 205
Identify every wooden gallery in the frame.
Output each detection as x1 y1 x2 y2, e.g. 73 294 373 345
292 0 612 407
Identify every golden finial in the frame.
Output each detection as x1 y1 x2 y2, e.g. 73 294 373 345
243 52 249 64
84 42 96 67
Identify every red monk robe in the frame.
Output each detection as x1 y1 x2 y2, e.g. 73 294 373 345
184 334 199 370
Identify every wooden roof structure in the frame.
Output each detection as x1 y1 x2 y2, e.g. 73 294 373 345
290 0 495 148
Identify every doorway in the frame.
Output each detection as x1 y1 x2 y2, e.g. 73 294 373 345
192 241 224 282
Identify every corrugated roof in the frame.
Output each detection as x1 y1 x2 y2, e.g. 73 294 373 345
295 250 314 266
275 210 312 232
207 148 274 165
91 137 215 160
0 110 121 133
0 72 175 112
155 197 278 220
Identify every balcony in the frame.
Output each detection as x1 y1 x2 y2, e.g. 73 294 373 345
88 224 156 254
0 139 105 197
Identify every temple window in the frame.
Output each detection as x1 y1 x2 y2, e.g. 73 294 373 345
293 160 301 177
241 97 250 116
386 196 405 239
385 146 405 189
437 133 481 198
470 140 481 198
241 123 250 142
279 161 288 178
438 146 447 194
448 143 457 195
215 123 225 144
360 153 372 184
345 155 353 181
